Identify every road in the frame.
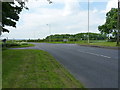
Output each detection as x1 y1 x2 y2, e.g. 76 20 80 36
31 43 118 88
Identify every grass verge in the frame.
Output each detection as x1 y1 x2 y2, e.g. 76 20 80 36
42 40 119 47
10 44 35 48
76 41 119 47
2 44 35 50
2 49 84 88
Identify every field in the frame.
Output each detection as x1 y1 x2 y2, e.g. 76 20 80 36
2 49 84 88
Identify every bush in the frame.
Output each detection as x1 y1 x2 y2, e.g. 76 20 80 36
19 42 28 45
2 42 20 48
2 41 29 48
107 37 116 42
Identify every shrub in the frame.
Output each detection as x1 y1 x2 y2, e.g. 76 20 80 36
2 42 20 48
19 42 28 45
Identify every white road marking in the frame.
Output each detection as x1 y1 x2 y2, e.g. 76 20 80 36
100 55 111 58
78 50 111 58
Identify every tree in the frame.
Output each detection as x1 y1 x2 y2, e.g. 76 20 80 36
98 8 119 41
1 0 28 35
1 0 52 35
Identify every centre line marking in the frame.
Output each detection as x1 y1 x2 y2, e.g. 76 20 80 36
77 50 111 58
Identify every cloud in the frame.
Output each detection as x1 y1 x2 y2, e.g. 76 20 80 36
106 0 117 12
2 0 117 39
62 0 80 16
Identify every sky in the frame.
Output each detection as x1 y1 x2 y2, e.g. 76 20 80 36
1 0 118 39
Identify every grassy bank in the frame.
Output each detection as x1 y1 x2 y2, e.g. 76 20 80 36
42 40 119 47
79 42 117 47
76 41 118 47
9 43 35 48
1 41 35 50
2 49 84 88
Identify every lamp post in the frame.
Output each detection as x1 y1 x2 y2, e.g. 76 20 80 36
117 0 120 45
46 24 51 42
88 0 90 43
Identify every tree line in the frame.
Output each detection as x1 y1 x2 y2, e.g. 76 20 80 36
26 33 107 42
45 33 107 42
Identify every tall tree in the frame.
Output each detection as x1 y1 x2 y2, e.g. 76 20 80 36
98 8 119 41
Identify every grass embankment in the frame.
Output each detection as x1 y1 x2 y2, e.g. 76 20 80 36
76 41 119 47
9 44 35 48
1 41 35 50
3 49 84 88
81 42 117 47
43 40 119 47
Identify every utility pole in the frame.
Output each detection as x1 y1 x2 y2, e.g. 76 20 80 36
88 0 90 43
117 0 120 45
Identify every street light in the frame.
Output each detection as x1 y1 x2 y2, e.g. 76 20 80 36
46 24 51 42
117 0 120 45
88 0 90 43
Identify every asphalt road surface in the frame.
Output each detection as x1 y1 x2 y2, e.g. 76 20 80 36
31 43 118 88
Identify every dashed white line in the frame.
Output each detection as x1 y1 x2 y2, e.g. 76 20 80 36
78 50 111 58
100 55 111 58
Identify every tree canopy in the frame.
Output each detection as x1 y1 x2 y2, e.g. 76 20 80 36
98 8 118 38
1 1 28 35
1 0 52 35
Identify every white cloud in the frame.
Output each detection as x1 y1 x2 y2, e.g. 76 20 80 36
106 0 117 12
2 0 117 39
62 0 80 16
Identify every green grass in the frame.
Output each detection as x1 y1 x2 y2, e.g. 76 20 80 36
75 41 119 47
2 41 35 50
2 49 84 88
10 44 35 48
42 40 119 47
85 42 117 47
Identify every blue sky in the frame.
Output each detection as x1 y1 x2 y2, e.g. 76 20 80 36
1 0 118 39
